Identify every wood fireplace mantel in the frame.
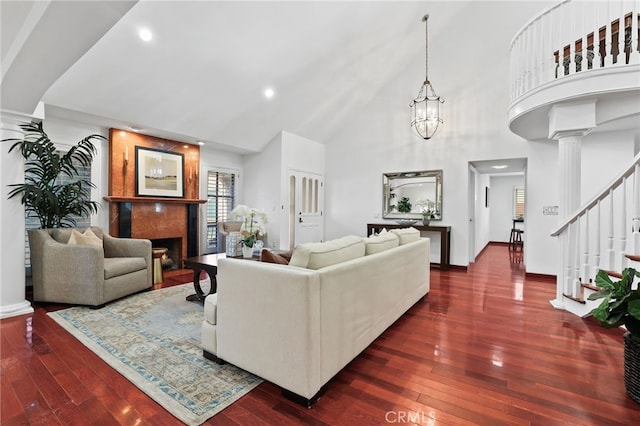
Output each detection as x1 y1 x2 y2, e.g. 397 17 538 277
103 196 207 204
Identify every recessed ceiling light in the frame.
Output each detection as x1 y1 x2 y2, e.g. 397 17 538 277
492 165 508 169
197 141 205 146
138 28 153 42
263 87 275 99
183 145 189 149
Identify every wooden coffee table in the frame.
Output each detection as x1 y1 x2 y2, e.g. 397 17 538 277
183 252 261 302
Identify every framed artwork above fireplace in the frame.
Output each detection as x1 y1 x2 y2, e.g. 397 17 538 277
135 146 184 198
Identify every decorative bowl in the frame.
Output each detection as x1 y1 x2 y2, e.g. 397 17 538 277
395 219 417 226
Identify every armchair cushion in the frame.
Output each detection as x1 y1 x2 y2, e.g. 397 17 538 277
104 257 147 280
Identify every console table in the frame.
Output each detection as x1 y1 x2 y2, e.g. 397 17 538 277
366 223 451 270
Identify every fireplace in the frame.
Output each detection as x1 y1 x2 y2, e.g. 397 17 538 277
104 197 205 267
105 129 206 265
151 238 182 270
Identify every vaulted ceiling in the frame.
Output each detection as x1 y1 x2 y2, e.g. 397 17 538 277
1 1 553 155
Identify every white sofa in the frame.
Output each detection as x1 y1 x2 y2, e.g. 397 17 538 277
201 229 430 406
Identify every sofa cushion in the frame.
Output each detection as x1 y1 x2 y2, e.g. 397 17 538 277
364 231 399 255
390 227 421 245
103 257 147 279
204 294 218 325
67 228 103 246
260 249 290 265
289 235 365 270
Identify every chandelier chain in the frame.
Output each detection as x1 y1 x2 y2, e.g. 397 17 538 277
424 14 429 84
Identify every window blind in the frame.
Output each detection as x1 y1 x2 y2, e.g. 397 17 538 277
206 171 236 252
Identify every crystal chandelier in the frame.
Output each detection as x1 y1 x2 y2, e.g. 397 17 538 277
410 14 444 140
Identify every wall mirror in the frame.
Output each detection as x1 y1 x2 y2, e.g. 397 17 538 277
383 170 442 220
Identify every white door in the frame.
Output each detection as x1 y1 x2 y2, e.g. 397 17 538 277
289 170 324 248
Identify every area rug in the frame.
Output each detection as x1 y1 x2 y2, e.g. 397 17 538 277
48 282 262 425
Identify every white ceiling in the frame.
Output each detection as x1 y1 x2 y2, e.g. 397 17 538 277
470 158 527 174
2 1 555 154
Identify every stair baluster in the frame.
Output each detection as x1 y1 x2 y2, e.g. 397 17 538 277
608 187 616 270
583 210 591 283
620 177 628 270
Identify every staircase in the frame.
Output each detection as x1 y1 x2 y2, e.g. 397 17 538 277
550 152 640 317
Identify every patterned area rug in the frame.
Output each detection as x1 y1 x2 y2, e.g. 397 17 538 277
48 282 262 425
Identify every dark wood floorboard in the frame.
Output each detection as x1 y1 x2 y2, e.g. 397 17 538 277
2 244 639 424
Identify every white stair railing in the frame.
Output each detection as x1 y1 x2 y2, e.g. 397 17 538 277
551 152 640 313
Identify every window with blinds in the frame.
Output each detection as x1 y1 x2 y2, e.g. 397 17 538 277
206 170 236 253
514 187 525 218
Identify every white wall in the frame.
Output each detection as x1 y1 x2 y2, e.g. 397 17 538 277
581 130 637 202
323 1 549 267
474 172 491 257
243 132 282 248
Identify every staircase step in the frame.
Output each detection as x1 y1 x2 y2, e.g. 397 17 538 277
604 270 623 279
581 282 600 292
563 293 586 304
626 254 640 262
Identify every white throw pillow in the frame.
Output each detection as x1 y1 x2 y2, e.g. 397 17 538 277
390 227 420 245
67 228 103 246
289 235 365 269
364 232 399 255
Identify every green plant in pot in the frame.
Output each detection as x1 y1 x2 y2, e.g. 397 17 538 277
588 267 640 403
2 121 104 228
397 197 412 214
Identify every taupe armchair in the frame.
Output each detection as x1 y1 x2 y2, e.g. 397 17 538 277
28 227 152 307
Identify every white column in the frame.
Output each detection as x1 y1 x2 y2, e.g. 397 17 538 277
0 113 33 319
548 100 595 309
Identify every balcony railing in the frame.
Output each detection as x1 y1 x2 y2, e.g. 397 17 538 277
510 0 640 102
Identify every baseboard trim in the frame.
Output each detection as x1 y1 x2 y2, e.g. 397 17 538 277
525 272 556 282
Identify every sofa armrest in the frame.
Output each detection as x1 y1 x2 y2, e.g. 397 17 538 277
215 259 322 399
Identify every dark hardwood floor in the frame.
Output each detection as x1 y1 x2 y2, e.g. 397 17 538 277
2 244 639 425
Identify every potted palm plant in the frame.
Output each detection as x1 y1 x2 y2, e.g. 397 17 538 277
2 121 104 228
588 267 640 403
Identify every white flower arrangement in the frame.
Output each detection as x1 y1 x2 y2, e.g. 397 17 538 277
230 205 268 248
416 199 436 218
